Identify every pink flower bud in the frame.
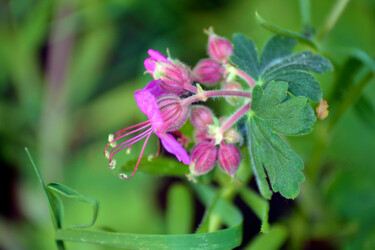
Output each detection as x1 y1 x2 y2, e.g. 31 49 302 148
192 59 224 86
194 129 210 143
190 141 218 176
205 27 233 63
218 143 241 177
144 49 193 95
190 105 214 129
223 81 242 105
156 94 189 133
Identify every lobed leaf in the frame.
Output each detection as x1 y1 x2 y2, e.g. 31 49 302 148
230 33 333 101
231 33 260 81
251 81 316 136
248 116 305 199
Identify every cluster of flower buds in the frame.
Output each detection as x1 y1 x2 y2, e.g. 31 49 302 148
105 27 253 180
188 106 242 177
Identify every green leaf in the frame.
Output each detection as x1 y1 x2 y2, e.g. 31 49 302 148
46 183 98 229
251 81 316 136
230 33 333 101
239 188 270 233
115 156 189 177
55 185 243 249
245 224 288 250
231 33 260 81
255 12 318 49
248 116 305 199
166 184 194 234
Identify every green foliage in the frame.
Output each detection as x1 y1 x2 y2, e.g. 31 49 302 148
231 34 333 101
245 224 288 250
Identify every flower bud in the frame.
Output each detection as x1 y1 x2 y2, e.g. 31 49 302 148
223 128 241 144
157 94 189 133
205 27 233 63
193 59 224 86
218 143 241 177
194 129 210 143
190 142 218 176
144 49 193 95
223 81 242 105
190 105 214 129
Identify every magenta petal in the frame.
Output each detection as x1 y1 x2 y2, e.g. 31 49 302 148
144 58 156 75
134 80 164 128
159 133 190 165
148 49 168 62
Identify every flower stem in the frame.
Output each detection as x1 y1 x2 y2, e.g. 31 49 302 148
316 0 350 42
235 68 256 87
184 84 198 93
181 90 251 106
220 102 251 133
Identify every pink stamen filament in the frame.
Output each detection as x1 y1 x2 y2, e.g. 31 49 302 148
119 130 153 180
109 127 153 162
104 122 151 155
219 102 251 133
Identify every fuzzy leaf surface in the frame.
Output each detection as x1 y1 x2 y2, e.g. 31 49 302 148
231 34 333 101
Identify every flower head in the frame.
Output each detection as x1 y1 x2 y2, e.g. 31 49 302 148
144 49 193 95
104 80 190 179
189 141 218 176
192 59 224 86
205 27 233 63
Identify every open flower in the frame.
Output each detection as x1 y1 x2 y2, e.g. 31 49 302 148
104 80 190 179
144 49 193 95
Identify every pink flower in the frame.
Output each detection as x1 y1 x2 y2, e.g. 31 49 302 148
205 27 233 63
144 49 193 95
104 80 190 179
189 141 218 176
192 59 224 86
218 143 241 177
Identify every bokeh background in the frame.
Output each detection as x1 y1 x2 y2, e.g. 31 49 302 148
1 0 375 249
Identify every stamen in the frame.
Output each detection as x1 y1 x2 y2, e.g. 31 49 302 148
118 130 153 180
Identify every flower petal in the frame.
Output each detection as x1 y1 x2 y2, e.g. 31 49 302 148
134 80 165 128
159 133 190 165
144 58 156 75
148 49 168 62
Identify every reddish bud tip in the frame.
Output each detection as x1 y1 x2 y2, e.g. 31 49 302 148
157 94 189 133
316 99 329 120
218 143 241 176
190 105 215 129
193 59 224 86
205 27 233 63
190 141 218 176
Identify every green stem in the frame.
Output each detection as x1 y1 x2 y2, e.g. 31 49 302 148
316 0 350 42
299 0 312 34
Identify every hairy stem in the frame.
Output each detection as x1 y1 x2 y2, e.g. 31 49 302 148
220 102 251 133
235 69 256 87
181 90 251 106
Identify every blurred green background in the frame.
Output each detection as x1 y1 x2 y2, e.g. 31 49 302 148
1 0 375 249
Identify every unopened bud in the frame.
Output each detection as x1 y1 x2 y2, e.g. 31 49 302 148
144 49 193 95
157 94 189 133
193 59 224 86
224 128 241 144
194 129 210 143
218 143 241 177
190 142 218 176
205 27 233 63
190 105 214 129
224 81 242 105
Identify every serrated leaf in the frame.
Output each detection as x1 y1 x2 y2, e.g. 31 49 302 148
231 33 260 81
251 81 316 136
230 33 332 101
260 35 296 69
249 116 305 199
